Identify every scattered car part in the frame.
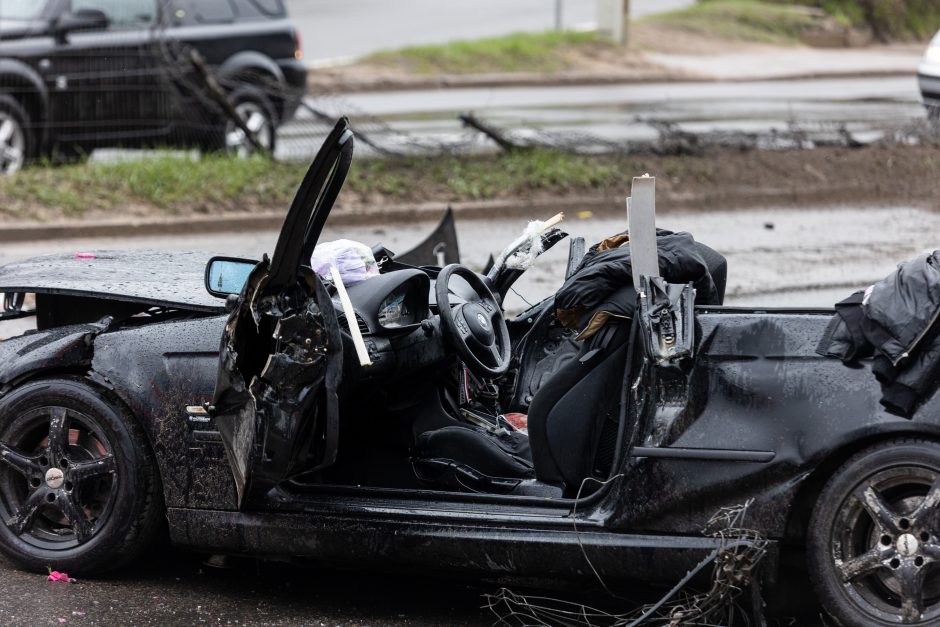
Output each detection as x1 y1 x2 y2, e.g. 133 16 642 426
393 207 461 268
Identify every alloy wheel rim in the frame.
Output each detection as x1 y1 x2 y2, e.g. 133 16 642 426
224 102 272 158
0 113 25 175
0 406 118 550
832 465 940 624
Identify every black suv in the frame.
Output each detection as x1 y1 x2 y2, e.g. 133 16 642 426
0 0 307 173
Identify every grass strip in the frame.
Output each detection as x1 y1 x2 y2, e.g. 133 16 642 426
642 0 824 45
1 145 938 223
362 30 609 75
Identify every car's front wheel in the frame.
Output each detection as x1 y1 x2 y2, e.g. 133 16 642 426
808 439 940 625
0 378 163 574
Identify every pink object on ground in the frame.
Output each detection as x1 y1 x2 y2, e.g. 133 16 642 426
47 571 76 583
74 253 95 260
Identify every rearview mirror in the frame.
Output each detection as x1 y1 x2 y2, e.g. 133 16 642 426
205 257 257 298
54 9 110 42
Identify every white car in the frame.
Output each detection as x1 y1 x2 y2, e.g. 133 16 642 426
920 31 940 119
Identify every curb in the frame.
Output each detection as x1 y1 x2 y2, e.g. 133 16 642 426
307 70 693 94
307 67 917 94
0 198 618 243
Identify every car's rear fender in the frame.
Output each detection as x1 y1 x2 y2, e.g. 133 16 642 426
783 426 940 544
218 50 286 86
217 51 302 122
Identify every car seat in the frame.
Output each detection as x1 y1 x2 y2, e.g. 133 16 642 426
525 318 633 495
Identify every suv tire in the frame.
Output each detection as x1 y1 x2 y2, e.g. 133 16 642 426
204 86 278 157
0 95 32 175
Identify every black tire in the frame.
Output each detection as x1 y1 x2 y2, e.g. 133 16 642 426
202 86 278 157
808 438 940 626
0 95 33 175
0 378 164 575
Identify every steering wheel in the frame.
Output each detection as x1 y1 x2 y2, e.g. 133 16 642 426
436 264 511 378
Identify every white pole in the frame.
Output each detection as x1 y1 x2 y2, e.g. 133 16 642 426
555 0 563 30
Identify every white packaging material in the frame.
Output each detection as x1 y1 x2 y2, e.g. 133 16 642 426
311 239 379 286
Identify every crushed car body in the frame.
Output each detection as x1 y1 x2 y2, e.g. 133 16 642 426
0 119 938 625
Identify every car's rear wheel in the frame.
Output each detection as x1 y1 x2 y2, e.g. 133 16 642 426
0 95 31 176
0 378 163 574
808 439 940 625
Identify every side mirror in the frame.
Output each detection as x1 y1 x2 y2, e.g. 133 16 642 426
54 9 110 43
205 256 257 298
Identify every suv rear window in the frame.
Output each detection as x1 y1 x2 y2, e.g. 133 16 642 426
193 0 236 23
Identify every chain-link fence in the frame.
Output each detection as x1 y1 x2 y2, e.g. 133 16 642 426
1 0 937 174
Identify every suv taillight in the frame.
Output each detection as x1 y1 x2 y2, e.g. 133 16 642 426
294 29 303 60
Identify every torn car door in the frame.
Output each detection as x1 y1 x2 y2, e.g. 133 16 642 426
212 119 352 508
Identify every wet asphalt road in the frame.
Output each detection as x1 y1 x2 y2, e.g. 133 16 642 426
1 204 937 314
0 550 493 626
0 204 933 625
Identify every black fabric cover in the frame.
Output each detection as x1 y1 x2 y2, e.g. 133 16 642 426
818 251 940 417
554 229 725 337
526 321 632 491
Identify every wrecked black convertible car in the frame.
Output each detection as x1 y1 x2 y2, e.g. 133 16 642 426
1 118 940 626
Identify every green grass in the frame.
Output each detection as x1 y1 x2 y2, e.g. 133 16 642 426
652 0 940 44
363 30 609 74
780 0 940 41
643 0 823 44
0 150 652 221
1 154 305 219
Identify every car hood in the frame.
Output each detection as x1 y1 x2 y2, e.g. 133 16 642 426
0 250 229 313
0 19 48 41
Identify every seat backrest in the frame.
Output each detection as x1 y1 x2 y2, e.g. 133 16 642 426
526 320 632 492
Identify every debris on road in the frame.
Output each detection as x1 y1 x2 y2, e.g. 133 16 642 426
47 571 76 584
485 501 769 626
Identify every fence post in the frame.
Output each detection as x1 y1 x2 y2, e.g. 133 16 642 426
620 0 630 45
597 0 629 44
555 0 563 30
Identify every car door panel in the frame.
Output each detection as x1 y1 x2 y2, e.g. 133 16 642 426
212 118 352 508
